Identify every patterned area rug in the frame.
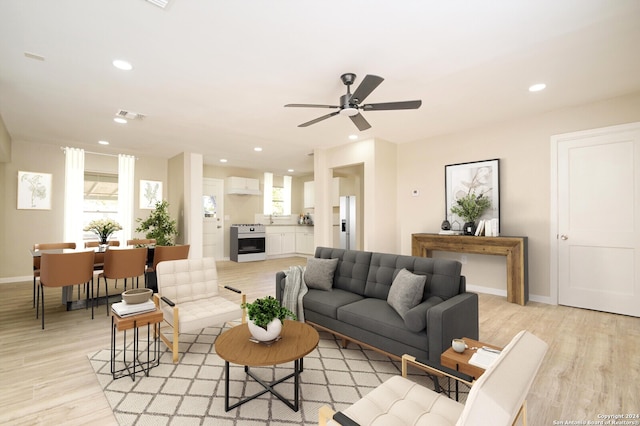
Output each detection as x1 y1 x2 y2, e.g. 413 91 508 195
88 324 463 425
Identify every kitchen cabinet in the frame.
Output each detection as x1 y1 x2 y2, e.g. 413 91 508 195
226 176 260 195
295 227 315 255
304 181 314 208
266 226 296 256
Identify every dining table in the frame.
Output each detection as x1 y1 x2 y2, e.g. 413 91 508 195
30 245 154 310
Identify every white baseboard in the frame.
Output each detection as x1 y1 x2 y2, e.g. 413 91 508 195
466 284 554 306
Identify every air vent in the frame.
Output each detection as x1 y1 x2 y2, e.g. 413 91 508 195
145 0 171 9
116 109 146 120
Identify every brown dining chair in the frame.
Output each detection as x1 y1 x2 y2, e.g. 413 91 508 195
146 245 190 291
97 247 148 316
37 250 95 329
85 240 120 275
32 242 76 308
126 238 156 246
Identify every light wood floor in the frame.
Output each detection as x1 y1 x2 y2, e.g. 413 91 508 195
0 257 638 425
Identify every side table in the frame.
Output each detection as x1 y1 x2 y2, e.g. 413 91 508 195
440 337 502 400
111 307 163 381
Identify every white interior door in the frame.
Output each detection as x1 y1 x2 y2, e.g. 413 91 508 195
554 123 640 317
203 178 224 260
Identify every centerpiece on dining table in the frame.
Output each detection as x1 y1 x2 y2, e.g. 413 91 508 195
84 218 122 245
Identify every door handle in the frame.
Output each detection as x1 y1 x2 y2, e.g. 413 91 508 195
217 225 222 229
560 234 568 240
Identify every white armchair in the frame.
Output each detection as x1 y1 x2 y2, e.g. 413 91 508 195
319 330 548 426
154 258 245 363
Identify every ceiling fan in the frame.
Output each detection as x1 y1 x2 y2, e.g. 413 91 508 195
285 73 422 131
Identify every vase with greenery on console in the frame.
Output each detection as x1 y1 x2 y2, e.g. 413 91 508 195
242 296 297 342
84 218 123 244
450 192 491 235
136 200 178 246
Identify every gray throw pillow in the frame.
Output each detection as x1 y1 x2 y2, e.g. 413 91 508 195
387 268 426 319
304 257 339 291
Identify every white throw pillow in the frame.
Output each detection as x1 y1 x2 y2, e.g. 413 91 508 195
387 268 426 319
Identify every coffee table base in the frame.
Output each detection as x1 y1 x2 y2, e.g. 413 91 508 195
224 358 303 412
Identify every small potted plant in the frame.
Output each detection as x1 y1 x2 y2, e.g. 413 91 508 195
242 296 297 342
450 191 491 235
84 218 123 245
136 200 178 246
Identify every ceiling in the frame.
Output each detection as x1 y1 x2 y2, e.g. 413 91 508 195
1 1 639 175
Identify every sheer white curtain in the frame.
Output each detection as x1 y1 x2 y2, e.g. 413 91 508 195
118 154 135 244
263 172 273 215
63 147 85 247
283 175 292 215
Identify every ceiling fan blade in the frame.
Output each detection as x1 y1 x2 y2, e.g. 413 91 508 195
349 113 371 131
361 100 422 111
298 111 340 127
350 75 384 104
285 103 338 109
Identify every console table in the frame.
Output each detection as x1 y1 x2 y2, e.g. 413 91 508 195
411 233 528 305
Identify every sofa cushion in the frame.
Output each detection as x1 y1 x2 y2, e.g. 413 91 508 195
403 296 444 332
303 288 363 319
337 298 428 350
315 247 372 295
387 268 426 319
304 257 339 291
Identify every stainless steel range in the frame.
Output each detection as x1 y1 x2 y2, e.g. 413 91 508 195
230 224 266 262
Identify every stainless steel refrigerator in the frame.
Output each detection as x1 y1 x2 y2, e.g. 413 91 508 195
339 196 356 250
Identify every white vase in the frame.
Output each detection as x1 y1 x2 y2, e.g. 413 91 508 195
247 318 282 342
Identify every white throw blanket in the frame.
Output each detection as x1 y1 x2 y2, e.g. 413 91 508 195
282 265 308 322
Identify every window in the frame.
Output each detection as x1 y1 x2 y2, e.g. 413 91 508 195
263 173 292 216
83 172 120 240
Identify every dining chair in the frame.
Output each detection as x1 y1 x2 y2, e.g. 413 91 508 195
37 250 95 329
146 245 190 292
32 242 76 308
97 247 148 316
85 241 121 280
126 238 156 246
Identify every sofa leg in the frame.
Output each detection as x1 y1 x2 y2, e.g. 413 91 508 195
341 338 349 349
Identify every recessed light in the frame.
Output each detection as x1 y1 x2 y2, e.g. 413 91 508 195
114 117 127 124
98 140 109 145
287 169 294 173
254 147 263 152
529 83 546 92
112 59 133 71
219 159 228 163
348 134 358 140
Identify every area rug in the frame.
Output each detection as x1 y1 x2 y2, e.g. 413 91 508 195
88 324 459 425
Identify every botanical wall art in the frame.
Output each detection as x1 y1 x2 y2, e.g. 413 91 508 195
140 180 162 209
445 159 500 233
17 171 52 210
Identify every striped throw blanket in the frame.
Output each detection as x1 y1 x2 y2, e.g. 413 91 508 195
282 265 308 322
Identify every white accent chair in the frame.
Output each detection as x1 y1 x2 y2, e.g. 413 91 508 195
319 330 548 426
154 258 245 363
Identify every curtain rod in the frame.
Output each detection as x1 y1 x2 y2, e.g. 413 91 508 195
60 147 138 159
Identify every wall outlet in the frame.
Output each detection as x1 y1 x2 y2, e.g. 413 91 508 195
460 255 468 264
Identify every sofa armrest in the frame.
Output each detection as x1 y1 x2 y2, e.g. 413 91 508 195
426 292 479 363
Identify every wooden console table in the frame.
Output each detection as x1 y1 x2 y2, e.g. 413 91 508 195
412 233 528 305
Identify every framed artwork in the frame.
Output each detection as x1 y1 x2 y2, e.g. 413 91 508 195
140 180 162 209
445 159 500 232
17 171 52 210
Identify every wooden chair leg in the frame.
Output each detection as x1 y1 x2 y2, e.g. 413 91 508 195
513 400 527 426
172 308 179 363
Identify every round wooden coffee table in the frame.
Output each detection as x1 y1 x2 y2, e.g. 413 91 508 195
215 320 319 412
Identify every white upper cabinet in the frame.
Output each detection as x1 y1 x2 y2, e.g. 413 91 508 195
304 181 315 208
226 177 261 195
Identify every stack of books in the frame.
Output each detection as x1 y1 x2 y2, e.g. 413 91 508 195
469 347 501 369
111 300 156 317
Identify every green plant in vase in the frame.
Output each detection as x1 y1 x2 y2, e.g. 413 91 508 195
450 192 491 235
242 296 297 342
136 200 178 246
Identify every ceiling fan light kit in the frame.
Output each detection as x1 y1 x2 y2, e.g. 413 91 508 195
285 73 422 131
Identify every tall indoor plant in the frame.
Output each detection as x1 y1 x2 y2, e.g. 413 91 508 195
136 200 178 246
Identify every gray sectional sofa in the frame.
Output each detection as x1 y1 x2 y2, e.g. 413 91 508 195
275 246 479 363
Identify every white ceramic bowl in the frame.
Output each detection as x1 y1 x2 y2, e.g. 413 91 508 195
122 288 152 304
